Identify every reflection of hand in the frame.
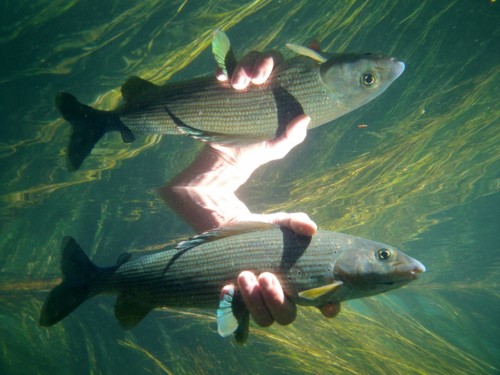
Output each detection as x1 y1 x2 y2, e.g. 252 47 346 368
159 51 340 331
157 114 312 233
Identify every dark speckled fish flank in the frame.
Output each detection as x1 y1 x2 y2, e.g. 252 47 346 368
56 32 404 170
39 223 424 341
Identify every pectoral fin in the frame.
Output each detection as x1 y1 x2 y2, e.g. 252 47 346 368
217 285 250 344
114 294 153 329
298 281 343 301
286 43 327 63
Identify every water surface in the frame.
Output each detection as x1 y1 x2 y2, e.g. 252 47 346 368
1 1 498 374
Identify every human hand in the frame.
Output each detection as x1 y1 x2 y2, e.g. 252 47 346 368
162 51 306 231
216 55 340 326
158 114 311 233
215 50 283 89
233 213 340 330
160 51 339 332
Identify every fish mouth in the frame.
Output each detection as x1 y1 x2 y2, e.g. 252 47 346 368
376 261 426 285
412 260 426 274
391 58 405 78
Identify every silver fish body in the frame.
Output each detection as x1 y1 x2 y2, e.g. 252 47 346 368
56 35 404 170
118 54 405 143
39 223 424 341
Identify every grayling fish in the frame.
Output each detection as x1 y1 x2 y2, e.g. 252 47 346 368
56 30 405 170
39 222 424 342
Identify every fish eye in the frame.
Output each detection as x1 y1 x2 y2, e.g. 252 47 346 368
377 248 391 260
361 73 376 86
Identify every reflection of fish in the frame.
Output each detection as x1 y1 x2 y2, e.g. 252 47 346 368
57 30 405 170
39 222 424 342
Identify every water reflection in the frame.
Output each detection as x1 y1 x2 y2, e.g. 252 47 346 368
0 1 498 374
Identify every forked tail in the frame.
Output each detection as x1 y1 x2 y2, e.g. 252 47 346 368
55 93 134 171
39 237 99 327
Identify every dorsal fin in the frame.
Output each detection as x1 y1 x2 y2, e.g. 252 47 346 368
286 43 327 63
176 222 277 252
212 29 237 78
121 76 159 102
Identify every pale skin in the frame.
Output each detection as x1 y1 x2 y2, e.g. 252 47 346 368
158 51 340 329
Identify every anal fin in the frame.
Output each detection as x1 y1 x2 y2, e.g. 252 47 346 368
115 294 153 329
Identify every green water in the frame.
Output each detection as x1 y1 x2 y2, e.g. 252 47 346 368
1 1 498 374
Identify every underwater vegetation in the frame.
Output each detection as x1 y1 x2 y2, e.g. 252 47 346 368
0 1 498 374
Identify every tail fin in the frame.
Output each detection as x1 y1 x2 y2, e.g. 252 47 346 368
39 237 98 327
56 93 108 171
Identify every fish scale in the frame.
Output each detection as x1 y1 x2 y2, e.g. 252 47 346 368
119 59 335 138
56 35 404 169
92 226 416 308
39 223 424 340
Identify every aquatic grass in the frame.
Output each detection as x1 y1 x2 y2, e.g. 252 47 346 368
0 0 79 44
256 299 497 374
0 283 497 374
0 0 281 209
0 1 498 374
119 339 175 375
130 293 499 374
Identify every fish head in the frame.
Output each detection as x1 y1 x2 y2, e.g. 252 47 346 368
333 239 425 300
320 53 405 111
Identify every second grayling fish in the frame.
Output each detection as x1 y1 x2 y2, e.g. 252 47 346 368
39 222 424 343
56 30 405 170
